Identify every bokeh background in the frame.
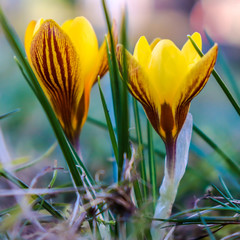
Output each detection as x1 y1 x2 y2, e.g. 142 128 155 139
0 0 240 214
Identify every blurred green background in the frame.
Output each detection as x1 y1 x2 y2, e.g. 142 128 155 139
0 0 240 209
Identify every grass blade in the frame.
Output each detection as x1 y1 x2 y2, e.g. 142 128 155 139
48 160 58 188
199 215 216 240
147 121 157 206
102 0 121 124
219 176 234 200
188 35 240 116
211 184 238 209
118 10 130 179
205 31 240 102
133 179 143 208
0 169 64 219
98 78 118 163
102 0 130 180
133 98 148 201
0 109 20 120
14 143 57 172
208 197 232 209
87 116 165 158
193 124 240 175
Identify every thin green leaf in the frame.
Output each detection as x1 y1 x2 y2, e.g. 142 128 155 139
205 31 240 102
105 35 118 123
98 77 118 163
67 139 95 186
200 215 216 240
14 57 36 92
133 179 143 208
147 121 157 206
0 169 64 219
0 205 19 217
188 35 240 116
152 216 240 224
14 143 57 172
208 197 232 209
211 184 238 209
118 10 130 179
102 0 130 180
87 116 165 158
219 176 234 200
133 98 148 201
167 206 240 220
193 124 240 175
0 108 20 120
48 160 58 188
102 1 121 128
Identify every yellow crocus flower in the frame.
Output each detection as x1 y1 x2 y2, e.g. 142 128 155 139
25 17 116 148
117 33 218 176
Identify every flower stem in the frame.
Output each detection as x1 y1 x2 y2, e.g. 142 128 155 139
165 138 177 178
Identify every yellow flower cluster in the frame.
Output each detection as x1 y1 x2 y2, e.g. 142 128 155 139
25 17 218 153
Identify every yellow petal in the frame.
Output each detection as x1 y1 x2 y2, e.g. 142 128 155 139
61 17 99 82
133 36 152 70
30 19 84 143
25 20 36 61
181 32 202 67
76 91 88 133
117 44 161 135
149 39 188 103
178 44 218 106
172 44 218 139
25 18 45 63
33 18 45 36
61 19 73 32
150 38 161 51
75 21 118 133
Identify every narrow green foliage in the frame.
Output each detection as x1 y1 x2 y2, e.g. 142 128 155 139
67 140 95 186
211 184 238 209
188 35 240 116
208 197 232 209
102 1 121 122
199 215 216 240
98 78 118 163
219 176 234 200
105 35 118 123
193 124 240 175
133 98 148 201
14 57 36 93
102 0 130 180
166 206 240 222
0 169 64 219
205 31 240 102
0 109 20 120
147 121 157 207
87 116 165 159
118 10 130 177
14 143 57 172
133 179 143 208
102 0 122 129
154 215 240 224
87 117 109 129
48 161 58 188
0 205 19 217
211 70 240 115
